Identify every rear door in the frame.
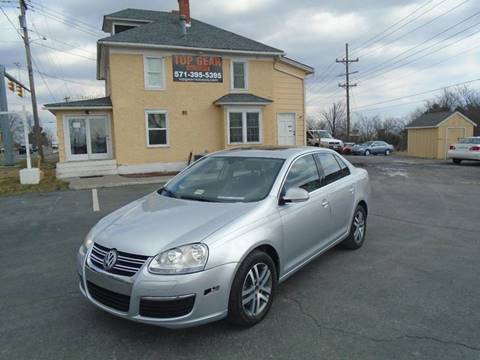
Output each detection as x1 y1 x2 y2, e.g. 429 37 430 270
315 153 356 241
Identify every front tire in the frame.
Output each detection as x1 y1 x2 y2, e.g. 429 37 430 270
452 158 462 164
341 205 367 250
227 251 277 327
385 149 391 156
364 150 371 156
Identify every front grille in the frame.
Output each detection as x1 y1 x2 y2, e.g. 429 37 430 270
89 243 149 277
87 281 130 312
139 296 195 318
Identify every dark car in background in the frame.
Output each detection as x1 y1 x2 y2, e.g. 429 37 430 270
352 141 394 156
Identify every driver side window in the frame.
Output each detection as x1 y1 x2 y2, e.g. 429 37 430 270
283 155 321 193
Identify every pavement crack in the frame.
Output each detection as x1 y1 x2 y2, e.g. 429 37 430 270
371 213 478 234
282 296 480 352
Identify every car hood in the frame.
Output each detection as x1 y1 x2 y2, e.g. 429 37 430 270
92 192 258 256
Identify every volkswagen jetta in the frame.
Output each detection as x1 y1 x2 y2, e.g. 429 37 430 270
77 147 370 328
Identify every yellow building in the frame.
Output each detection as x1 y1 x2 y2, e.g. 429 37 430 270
44 4 313 178
406 111 477 159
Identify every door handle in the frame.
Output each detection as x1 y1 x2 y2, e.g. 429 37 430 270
321 199 329 208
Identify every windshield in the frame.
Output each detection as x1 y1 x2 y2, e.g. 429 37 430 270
318 130 332 138
459 137 480 144
159 156 285 203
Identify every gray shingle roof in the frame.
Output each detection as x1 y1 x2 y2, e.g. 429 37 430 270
214 93 273 105
44 97 112 109
100 9 284 54
406 111 453 128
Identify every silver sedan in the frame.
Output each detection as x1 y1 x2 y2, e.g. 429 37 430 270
77 147 370 328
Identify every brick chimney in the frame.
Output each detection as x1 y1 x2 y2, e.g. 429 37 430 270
178 0 191 27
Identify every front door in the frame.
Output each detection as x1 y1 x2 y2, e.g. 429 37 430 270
279 154 330 274
65 116 112 161
277 113 296 145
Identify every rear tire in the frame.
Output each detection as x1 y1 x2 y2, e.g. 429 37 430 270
341 205 367 250
227 251 277 327
364 150 371 156
452 159 462 164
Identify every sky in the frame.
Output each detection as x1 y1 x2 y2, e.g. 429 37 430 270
1 0 479 136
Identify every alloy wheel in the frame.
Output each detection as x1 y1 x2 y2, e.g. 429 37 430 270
241 263 272 317
353 211 365 243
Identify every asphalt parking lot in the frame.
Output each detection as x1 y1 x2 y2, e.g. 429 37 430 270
1 155 479 360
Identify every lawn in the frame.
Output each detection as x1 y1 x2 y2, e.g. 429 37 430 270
0 159 67 196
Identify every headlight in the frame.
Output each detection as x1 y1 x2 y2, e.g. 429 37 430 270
79 230 94 256
148 244 209 275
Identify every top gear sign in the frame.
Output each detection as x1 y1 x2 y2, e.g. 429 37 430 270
172 55 223 83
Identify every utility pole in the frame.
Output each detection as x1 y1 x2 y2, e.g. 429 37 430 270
336 43 359 140
0 65 15 165
19 0 44 161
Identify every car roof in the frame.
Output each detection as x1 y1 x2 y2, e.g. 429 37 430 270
210 146 334 160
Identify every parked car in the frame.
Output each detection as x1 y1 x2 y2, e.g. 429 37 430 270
447 137 480 164
306 130 344 151
342 142 356 155
352 141 394 156
78 147 370 328
18 144 38 155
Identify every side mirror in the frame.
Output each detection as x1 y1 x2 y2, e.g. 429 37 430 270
281 187 309 204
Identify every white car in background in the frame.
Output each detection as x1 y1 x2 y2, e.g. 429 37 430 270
448 137 480 164
307 130 344 151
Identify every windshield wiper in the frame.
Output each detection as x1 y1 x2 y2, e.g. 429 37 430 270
157 187 176 198
178 195 215 202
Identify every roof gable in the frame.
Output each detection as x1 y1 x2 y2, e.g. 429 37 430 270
406 111 477 129
100 9 284 54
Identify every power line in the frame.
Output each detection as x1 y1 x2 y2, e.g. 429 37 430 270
356 39 480 94
26 3 101 37
30 41 96 61
0 6 23 38
350 0 438 54
31 55 55 101
358 0 470 59
357 24 480 84
353 78 480 110
355 12 480 81
353 98 430 113
25 0 100 33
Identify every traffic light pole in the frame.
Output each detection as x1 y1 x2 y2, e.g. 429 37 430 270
0 65 15 166
19 0 44 161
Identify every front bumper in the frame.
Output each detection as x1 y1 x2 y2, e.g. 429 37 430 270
77 248 236 328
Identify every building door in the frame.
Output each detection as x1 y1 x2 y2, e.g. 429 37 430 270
64 115 112 161
277 113 296 145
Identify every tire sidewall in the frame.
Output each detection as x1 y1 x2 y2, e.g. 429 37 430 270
228 251 277 327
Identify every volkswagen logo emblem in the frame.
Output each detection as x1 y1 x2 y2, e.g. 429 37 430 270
103 249 118 271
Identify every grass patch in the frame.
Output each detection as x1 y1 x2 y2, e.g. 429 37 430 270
0 159 68 196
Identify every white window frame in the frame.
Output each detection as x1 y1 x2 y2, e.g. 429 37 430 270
227 107 262 145
230 60 248 91
144 56 166 90
145 110 169 147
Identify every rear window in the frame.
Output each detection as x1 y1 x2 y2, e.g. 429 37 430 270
459 138 480 144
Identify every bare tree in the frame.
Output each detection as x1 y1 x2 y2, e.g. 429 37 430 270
321 101 346 138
